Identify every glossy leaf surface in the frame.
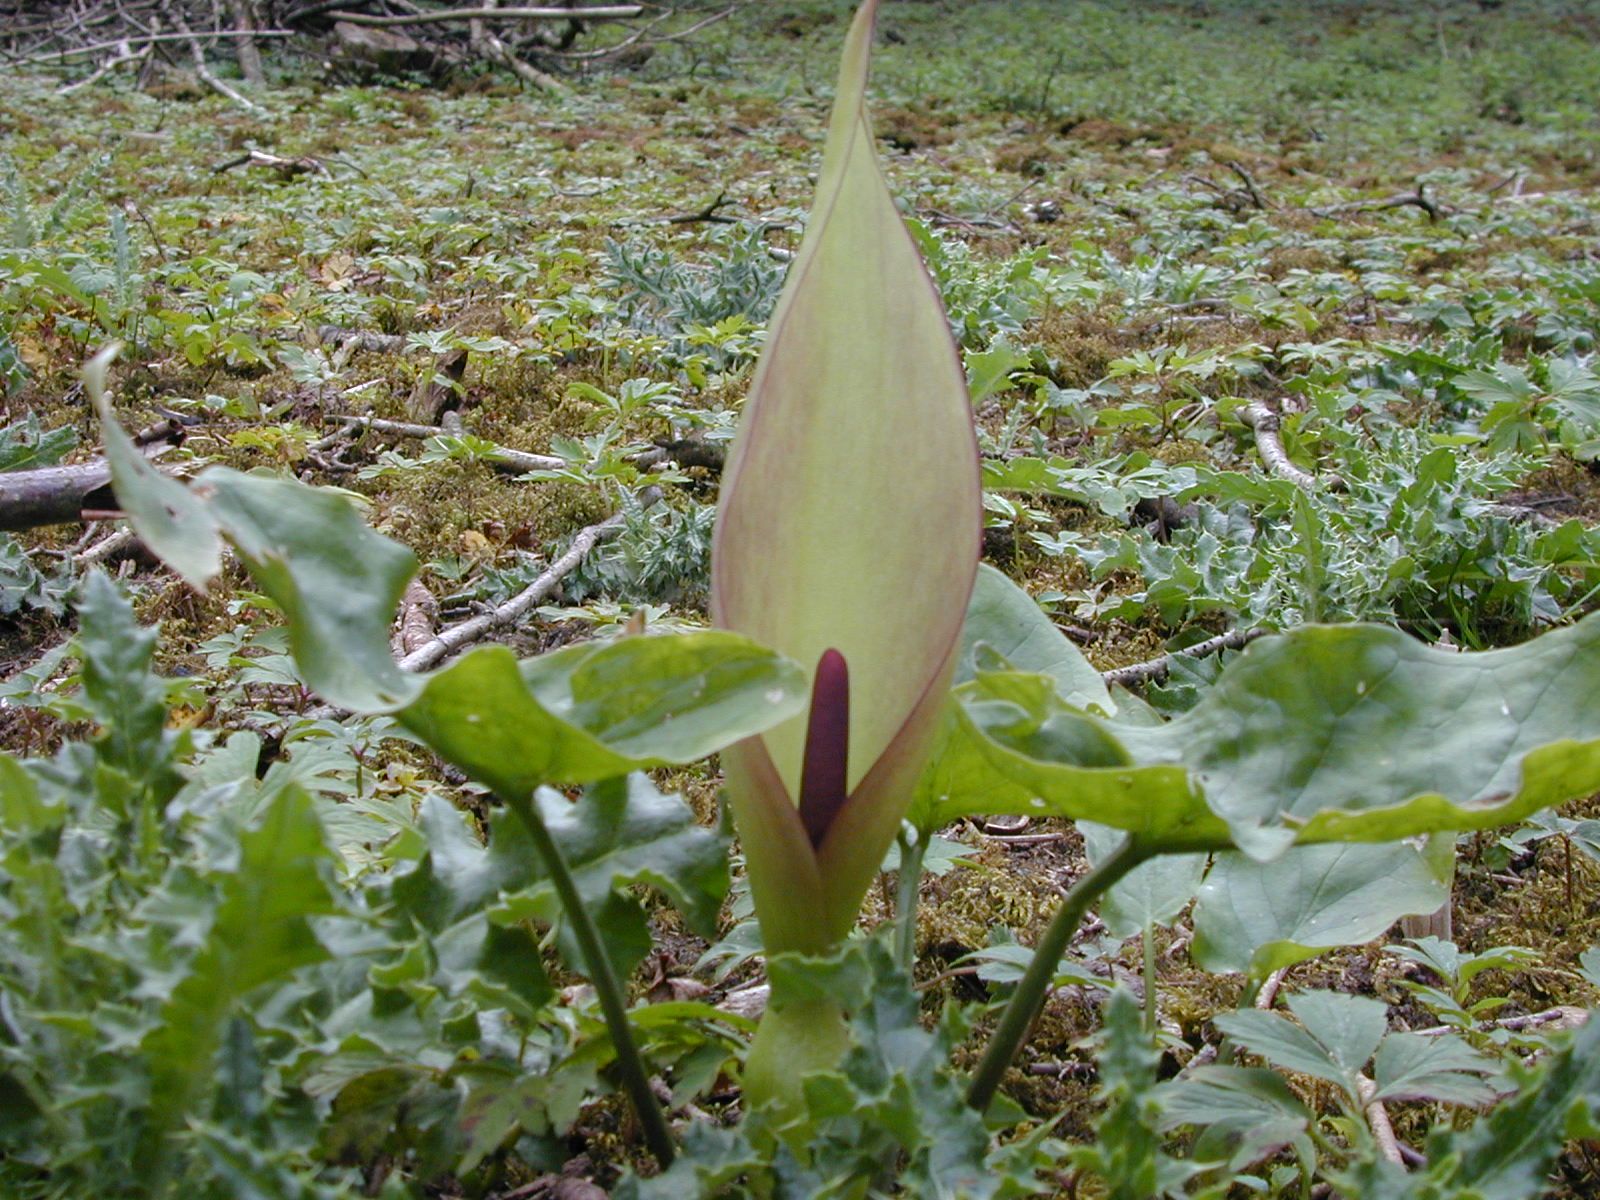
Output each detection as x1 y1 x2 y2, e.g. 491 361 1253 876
86 346 224 590
1192 840 1452 978
397 633 805 796
957 616 1600 857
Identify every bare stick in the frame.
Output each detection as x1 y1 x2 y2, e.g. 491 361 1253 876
463 1 571 93
171 9 265 114
1315 185 1448 223
1355 1076 1407 1167
76 526 138 566
1408 1005 1588 1039
57 41 151 94
322 413 565 472
214 149 327 177
1101 627 1267 689
391 579 439 656
398 490 658 672
1254 966 1290 1010
1238 400 1321 491
1226 160 1268 210
322 6 642 27
25 29 296 64
316 326 408 354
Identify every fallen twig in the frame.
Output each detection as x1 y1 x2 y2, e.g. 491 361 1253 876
75 526 139 566
1355 1075 1408 1167
316 325 408 354
1101 627 1268 689
23 28 296 64
0 422 181 533
392 579 439 656
321 6 642 27
398 489 660 672
1226 160 1269 210
1254 965 1290 1010
57 39 151 93
1408 1005 1588 1039
322 413 565 472
1238 400 1325 491
667 190 736 225
214 149 328 177
1314 184 1449 223
541 2 742 62
172 9 265 114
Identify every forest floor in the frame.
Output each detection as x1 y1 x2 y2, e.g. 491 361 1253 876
6 0 1600 1195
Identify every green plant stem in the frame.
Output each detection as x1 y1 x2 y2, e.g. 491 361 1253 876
966 835 1153 1113
1142 919 1158 1036
499 790 676 1167
894 827 927 973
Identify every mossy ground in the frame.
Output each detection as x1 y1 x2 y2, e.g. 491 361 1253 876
5 0 1600 1193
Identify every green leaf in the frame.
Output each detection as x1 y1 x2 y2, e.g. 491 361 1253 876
1370 1032 1497 1106
140 787 341 1157
0 414 75 472
1082 820 1206 938
966 338 1032 405
958 616 1600 859
398 632 806 796
1333 1014 1600 1199
1069 990 1197 1199
490 775 728 980
204 468 419 712
954 666 1225 846
87 346 225 591
1155 1064 1311 1157
384 795 553 1016
74 571 187 812
1212 1008 1351 1093
957 563 1112 712
1192 840 1452 978
1283 991 1389 1080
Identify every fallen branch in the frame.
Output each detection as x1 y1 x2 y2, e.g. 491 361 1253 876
322 6 642 27
391 579 439 656
1314 184 1449 223
0 423 181 533
172 9 265 114
214 149 328 178
398 488 660 672
1254 965 1290 1011
1355 1075 1408 1167
631 434 724 472
463 3 570 93
57 40 151 94
23 28 297 64
315 325 408 354
323 413 566 472
1238 400 1324 491
323 414 722 475
1474 501 1562 529
1101 627 1267 689
75 526 139 566
1409 1005 1588 1039
667 190 735 225
542 2 741 62
1226 160 1269 210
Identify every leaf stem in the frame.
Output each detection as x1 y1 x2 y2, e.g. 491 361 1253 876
499 790 676 1167
1142 919 1158 1036
894 825 927 972
966 834 1153 1112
